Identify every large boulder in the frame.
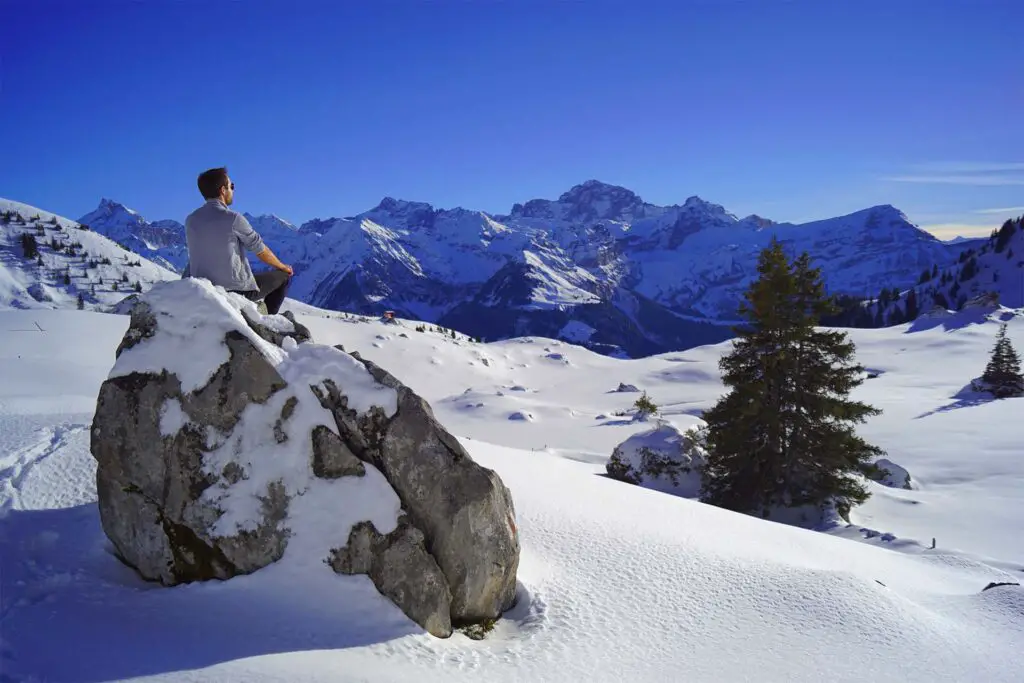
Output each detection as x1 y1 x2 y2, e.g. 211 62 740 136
605 420 706 497
90 278 519 637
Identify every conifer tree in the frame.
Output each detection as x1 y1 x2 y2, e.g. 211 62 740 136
701 239 883 518
904 288 919 320
20 233 39 259
633 391 658 421
979 324 1024 398
994 219 1017 253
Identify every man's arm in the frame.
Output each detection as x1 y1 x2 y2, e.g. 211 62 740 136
233 214 292 275
232 214 267 254
257 247 293 275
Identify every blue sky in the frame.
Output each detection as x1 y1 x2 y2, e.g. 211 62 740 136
2 0 1022 238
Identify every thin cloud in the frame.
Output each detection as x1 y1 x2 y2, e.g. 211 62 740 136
920 223 998 239
972 206 1024 214
913 161 1024 173
883 174 1024 186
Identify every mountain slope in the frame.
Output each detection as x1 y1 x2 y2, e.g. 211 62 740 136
859 216 1024 326
0 199 180 311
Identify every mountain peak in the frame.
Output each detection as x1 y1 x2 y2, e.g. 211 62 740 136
558 180 641 205
374 196 435 214
243 212 297 231
852 204 913 227
547 180 646 222
96 198 138 215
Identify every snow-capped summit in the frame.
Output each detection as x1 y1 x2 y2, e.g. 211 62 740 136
243 212 297 232
80 198 142 228
366 197 440 231
506 180 652 223
79 199 186 270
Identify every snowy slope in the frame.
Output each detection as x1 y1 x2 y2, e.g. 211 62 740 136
915 217 1022 316
0 199 180 311
1 297 1022 682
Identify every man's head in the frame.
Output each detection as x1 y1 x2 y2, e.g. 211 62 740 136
197 167 235 205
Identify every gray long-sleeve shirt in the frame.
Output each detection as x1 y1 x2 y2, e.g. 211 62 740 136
183 199 266 291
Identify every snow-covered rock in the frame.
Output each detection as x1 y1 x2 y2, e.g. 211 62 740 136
870 458 914 490
90 278 519 637
605 421 706 497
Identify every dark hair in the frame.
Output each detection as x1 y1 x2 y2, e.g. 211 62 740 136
197 167 229 199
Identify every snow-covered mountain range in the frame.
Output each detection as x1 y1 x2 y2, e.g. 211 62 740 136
3 182 983 356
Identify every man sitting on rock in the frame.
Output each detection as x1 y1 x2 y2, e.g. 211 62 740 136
182 167 293 314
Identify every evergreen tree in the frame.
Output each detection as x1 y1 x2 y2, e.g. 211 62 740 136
904 287 919 320
77 293 85 310
633 391 658 420
701 239 883 519
20 233 39 259
979 324 1024 398
878 288 891 308
994 219 1017 253
960 256 978 281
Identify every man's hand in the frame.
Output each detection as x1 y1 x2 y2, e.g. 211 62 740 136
257 247 293 276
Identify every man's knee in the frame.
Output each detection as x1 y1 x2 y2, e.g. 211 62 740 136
270 269 290 288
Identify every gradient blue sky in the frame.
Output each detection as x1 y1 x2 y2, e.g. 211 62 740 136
2 0 1022 238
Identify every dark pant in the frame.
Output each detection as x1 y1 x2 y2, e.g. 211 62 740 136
233 270 291 315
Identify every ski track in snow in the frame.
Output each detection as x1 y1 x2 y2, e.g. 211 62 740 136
0 422 89 517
